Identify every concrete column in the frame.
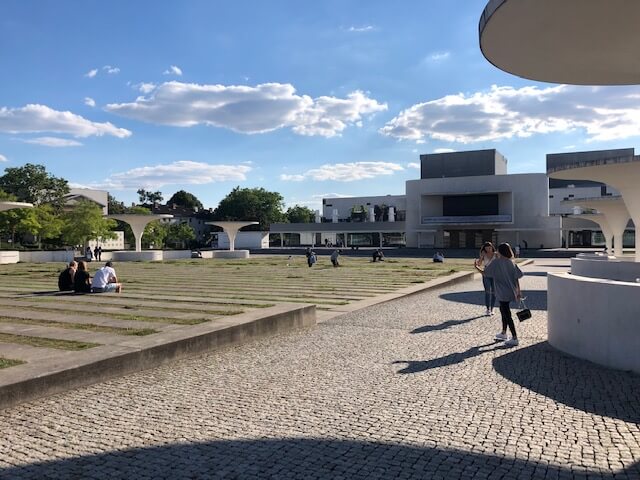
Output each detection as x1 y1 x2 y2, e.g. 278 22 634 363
280 235 284 247
596 205 630 258
389 207 395 223
332 209 339 223
315 210 321 223
619 190 640 261
369 207 375 223
379 232 383 247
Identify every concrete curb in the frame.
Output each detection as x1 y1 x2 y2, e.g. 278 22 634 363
0 303 315 411
318 270 476 321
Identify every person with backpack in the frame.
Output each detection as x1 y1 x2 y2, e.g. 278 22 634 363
481 243 523 347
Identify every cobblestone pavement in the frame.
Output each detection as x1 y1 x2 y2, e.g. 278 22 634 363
0 259 638 480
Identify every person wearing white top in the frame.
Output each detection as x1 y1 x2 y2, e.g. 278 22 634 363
91 261 122 293
474 242 497 316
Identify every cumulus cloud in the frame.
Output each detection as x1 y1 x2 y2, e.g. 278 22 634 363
0 104 131 138
347 25 374 32
381 84 640 144
433 148 456 153
407 162 420 169
105 82 386 137
22 137 83 147
93 160 251 189
0 154 7 162
84 68 98 78
84 97 96 107
103 65 120 74
136 82 156 94
428 51 450 61
163 65 183 76
280 161 403 182
311 193 353 199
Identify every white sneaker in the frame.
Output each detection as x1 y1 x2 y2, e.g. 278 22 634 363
495 332 508 341
485 309 491 316
504 338 519 347
490 310 495 316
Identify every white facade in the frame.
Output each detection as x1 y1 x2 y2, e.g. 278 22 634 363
215 231 269 249
87 231 125 250
321 195 407 222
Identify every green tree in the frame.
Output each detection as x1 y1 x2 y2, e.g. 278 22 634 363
214 187 285 230
167 190 204 210
61 200 117 247
108 194 126 214
0 163 69 208
286 205 315 223
17 205 64 248
141 221 168 249
165 222 196 249
137 188 163 205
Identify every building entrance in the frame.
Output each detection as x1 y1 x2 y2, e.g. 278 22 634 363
443 229 496 249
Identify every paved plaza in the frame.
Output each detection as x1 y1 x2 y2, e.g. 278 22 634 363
0 259 638 479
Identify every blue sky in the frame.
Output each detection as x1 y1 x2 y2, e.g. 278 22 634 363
2 0 640 210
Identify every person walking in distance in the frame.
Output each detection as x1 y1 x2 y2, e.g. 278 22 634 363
474 242 497 316
481 243 523 347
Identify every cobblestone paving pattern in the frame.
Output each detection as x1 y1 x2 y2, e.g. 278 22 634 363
0 260 638 479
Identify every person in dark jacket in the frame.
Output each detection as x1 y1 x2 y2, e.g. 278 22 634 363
73 261 92 293
58 261 77 291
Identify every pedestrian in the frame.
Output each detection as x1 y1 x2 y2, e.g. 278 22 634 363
482 243 523 347
474 242 496 316
58 261 77 291
305 248 317 268
330 249 341 267
97 246 102 261
515 244 521 258
85 246 93 262
73 261 92 293
91 261 122 293
94 246 99 262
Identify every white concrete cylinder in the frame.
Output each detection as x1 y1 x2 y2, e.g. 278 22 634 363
389 207 395 222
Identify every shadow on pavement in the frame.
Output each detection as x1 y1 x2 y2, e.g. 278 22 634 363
411 315 485 334
440 290 547 311
493 342 640 424
0 437 637 480
393 341 505 374
523 271 547 277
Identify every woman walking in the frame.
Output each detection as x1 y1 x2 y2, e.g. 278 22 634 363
474 242 496 316
481 243 523 347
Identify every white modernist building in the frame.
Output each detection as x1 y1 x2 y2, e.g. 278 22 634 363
271 148 636 250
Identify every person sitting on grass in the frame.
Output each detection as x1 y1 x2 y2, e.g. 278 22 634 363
91 261 122 293
58 261 77 291
433 251 445 263
73 261 92 293
372 248 385 262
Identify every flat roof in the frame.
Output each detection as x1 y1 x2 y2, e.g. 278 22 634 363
479 0 640 85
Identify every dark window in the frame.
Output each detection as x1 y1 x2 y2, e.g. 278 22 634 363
442 194 498 216
568 194 574 198
549 195 554 198
325 203 332 207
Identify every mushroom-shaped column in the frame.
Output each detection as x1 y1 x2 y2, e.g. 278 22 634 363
568 213 613 254
549 156 640 261
563 197 629 257
206 221 258 251
108 214 173 252
0 201 34 212
479 0 640 85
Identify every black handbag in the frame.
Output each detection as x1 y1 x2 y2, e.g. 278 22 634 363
516 298 532 322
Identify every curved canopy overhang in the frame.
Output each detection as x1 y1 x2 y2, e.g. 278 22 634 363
479 0 640 85
0 201 34 212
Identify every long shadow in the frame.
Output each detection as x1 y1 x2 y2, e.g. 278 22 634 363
523 271 547 277
440 290 547 311
411 315 485 334
0 437 636 479
493 342 640 424
16 290 75 297
394 341 504 374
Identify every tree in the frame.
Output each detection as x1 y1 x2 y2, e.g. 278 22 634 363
214 187 286 230
108 194 126 214
286 205 315 223
0 163 69 208
165 222 196 249
61 200 117 247
17 205 64 248
167 190 204 210
137 188 163 205
141 221 168 249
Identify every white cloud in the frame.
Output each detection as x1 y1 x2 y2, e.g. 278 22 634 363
136 82 156 94
280 161 403 182
0 104 131 138
381 84 640 144
163 65 183 76
93 160 251 189
407 162 420 169
0 154 7 162
103 65 120 74
311 193 353 199
84 97 96 107
84 68 98 78
106 82 386 138
433 148 456 153
22 137 83 147
347 25 374 32
428 51 450 61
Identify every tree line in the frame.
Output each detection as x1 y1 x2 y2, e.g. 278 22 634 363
0 164 316 250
